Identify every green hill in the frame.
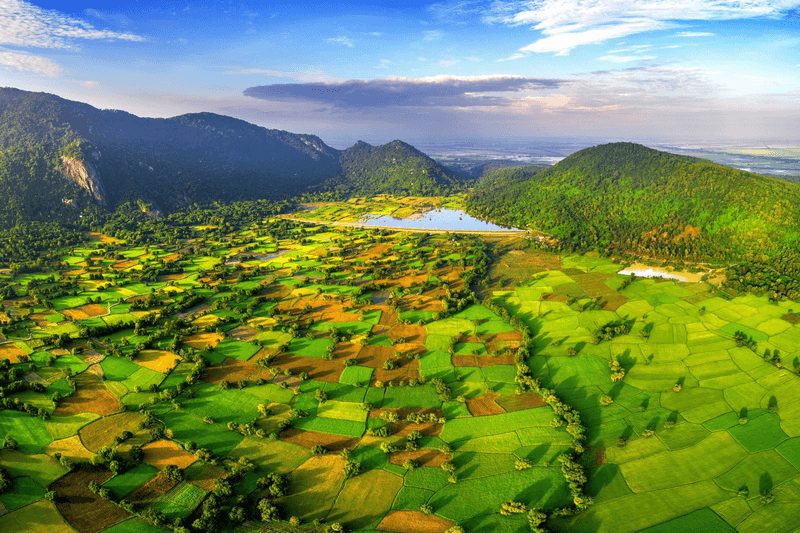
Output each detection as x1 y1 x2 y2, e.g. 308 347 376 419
325 140 467 197
466 142 800 263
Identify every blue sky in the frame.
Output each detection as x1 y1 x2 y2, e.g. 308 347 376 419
1 0 799 145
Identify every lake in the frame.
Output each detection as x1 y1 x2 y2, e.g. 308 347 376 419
359 208 521 232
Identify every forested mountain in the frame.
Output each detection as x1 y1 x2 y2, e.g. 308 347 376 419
0 88 469 223
320 140 467 197
466 142 800 263
0 88 341 219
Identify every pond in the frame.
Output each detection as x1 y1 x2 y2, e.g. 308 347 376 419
359 209 521 232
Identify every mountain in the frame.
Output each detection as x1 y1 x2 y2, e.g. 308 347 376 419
0 88 342 217
320 140 467 197
0 88 466 224
466 142 800 262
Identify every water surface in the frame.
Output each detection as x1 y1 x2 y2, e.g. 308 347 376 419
360 209 520 232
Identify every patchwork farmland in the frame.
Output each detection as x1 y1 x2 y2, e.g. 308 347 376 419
0 201 798 533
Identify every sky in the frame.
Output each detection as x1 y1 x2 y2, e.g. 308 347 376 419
1 0 799 146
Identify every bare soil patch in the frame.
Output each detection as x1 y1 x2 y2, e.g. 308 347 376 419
56 373 119 417
127 472 178 505
388 324 426 345
112 260 137 271
475 354 516 367
184 332 222 350
377 510 454 533
389 449 448 468
0 344 25 363
280 428 359 452
52 465 129 533
268 353 343 383
141 440 196 470
228 325 259 342
595 447 606 466
466 393 505 416
185 463 226 491
203 357 261 385
452 354 477 367
494 392 547 412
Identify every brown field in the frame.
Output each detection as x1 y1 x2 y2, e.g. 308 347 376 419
64 304 108 321
387 324 427 345
358 345 421 385
29 312 55 326
52 466 129 533
136 350 181 373
183 332 223 350
452 354 476 367
56 373 119 417
280 429 359 452
112 260 138 271
79 411 143 452
571 271 628 311
494 392 547 412
46 436 95 463
475 354 516 367
389 449 448 468
203 357 261 385
140 440 196 470
268 353 343 383
87 232 122 244
466 393 505 416
377 511 454 533
402 294 443 313
228 325 259 342
86 364 104 378
327 469 404 529
0 344 25 363
596 448 606 466
185 462 227 491
127 472 178 505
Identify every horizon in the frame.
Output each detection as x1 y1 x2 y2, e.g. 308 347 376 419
1 1 799 144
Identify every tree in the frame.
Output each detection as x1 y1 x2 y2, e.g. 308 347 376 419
600 395 614 406
257 499 280 521
162 464 184 482
343 460 361 478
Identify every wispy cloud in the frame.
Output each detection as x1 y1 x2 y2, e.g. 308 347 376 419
375 59 393 69
0 48 65 76
438 59 460 67
244 75 565 109
1 0 145 49
428 1 485 22
326 36 354 48
599 55 656 63
223 68 339 83
676 31 715 37
423 30 444 42
487 0 800 56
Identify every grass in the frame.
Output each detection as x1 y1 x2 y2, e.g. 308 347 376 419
639 508 735 533
0 500 74 533
121 366 164 392
441 408 554 442
0 477 46 511
339 365 374 386
103 463 159 498
100 356 141 381
0 450 67 486
45 412 100 440
0 410 52 454
214 339 261 361
158 410 244 457
326 469 404 530
229 437 312 475
151 482 208 519
316 400 369 423
428 468 571 523
727 413 788 453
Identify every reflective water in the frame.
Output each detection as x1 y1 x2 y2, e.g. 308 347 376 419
360 209 520 232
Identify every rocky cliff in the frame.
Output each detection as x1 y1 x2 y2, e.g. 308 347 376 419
58 156 108 206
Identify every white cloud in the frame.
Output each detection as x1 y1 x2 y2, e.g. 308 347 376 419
438 59 460 67
487 0 800 56
0 48 65 76
375 59 393 69
599 55 656 63
80 80 100 88
498 53 525 62
0 0 145 49
423 30 444 42
326 36 354 48
676 31 715 37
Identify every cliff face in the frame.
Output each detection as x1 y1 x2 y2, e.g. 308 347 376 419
58 156 108 206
